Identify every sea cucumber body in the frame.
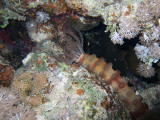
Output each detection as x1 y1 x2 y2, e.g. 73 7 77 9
77 53 148 119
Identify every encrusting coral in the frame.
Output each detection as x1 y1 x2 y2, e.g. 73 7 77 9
0 86 36 120
11 71 49 107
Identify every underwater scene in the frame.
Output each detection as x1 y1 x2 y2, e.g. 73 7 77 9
0 0 160 120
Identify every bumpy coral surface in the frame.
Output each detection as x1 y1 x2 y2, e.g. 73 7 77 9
11 71 49 107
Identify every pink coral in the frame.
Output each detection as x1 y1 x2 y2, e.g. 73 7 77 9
150 0 160 18
118 17 141 39
110 30 124 45
136 62 155 78
148 43 160 61
136 1 154 22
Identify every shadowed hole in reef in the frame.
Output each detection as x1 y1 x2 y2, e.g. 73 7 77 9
0 20 35 69
82 23 159 86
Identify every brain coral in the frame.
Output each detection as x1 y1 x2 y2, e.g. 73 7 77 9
11 72 49 107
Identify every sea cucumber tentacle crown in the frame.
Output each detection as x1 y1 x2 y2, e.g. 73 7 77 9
76 53 149 119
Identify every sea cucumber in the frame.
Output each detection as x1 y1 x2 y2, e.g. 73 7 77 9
76 53 148 119
55 21 154 119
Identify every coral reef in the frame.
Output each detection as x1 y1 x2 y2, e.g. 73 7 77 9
1 0 160 119
26 19 56 43
104 0 160 78
36 11 50 23
110 30 124 45
76 53 149 119
0 86 36 120
52 21 149 119
65 0 160 78
118 17 141 39
11 71 49 107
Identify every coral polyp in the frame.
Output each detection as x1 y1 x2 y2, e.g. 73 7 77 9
137 62 155 78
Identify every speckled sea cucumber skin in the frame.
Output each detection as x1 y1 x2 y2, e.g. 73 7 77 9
76 53 148 119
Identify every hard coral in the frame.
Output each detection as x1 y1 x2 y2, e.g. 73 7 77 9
11 72 49 107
